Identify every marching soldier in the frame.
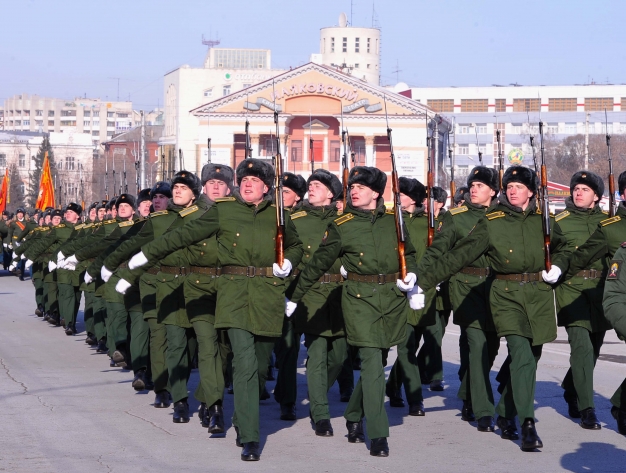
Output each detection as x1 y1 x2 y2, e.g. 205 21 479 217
415 166 569 451
552 171 608 429
287 166 421 457
129 159 302 461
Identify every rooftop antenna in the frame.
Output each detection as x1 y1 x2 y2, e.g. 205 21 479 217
202 34 221 49
391 60 402 83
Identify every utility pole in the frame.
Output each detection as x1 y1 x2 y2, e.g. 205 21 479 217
140 111 146 189
584 112 590 170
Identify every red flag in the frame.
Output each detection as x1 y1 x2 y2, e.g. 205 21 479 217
36 153 56 210
0 168 8 213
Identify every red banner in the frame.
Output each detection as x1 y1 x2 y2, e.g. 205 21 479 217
36 153 55 210
0 168 8 213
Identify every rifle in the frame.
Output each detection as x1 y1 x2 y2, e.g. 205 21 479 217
244 118 252 159
105 153 109 200
606 109 616 217
123 159 128 194
538 120 552 271
272 81 285 267
309 111 314 173
384 96 407 280
448 143 456 208
207 138 212 164
178 149 184 172
496 124 503 193
475 124 483 165
426 113 435 247
340 106 349 210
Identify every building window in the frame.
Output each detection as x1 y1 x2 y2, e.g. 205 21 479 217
202 88 213 98
35 110 43 116
23 110 30 116
264 139 277 156
427 99 454 113
117 113 128 118
93 121 100 127
92 131 99 136
36 120 43 126
585 97 613 112
476 124 487 134
331 37 335 53
213 49 268 69
330 140 340 162
48 120 54 126
23 120 30 126
83 110 91 117
48 110 55 117
354 63 359 69
19 154 26 168
602 123 613 134
513 99 540 112
511 123 523 134
367 64 371 69
458 124 471 134
223 85 231 96
84 121 90 127
65 156 75 170
14 120 21 126
0 154 5 167
107 121 115 127
61 120 76 126
243 83 251 88
65 182 77 198
355 37 360 53
549 98 577 112
367 38 371 53
19 183 25 195
290 140 302 162
342 37 347 53
547 123 559 134
458 145 469 155
107 112 114 118
461 99 488 113
61 110 76 116
565 123 577 134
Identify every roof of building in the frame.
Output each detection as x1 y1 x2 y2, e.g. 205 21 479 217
104 125 164 144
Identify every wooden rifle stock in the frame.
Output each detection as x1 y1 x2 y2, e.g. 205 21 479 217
538 121 551 272
608 174 616 217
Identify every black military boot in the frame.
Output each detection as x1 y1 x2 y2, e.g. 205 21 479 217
315 419 333 437
131 370 147 391
208 404 225 434
241 442 260 461
85 333 97 345
564 395 581 418
65 324 75 336
461 400 475 422
496 416 519 440
199 403 210 427
521 418 543 451
369 437 389 457
280 403 296 421
35 305 43 317
96 338 108 353
430 379 444 392
408 401 425 416
580 407 601 430
386 388 405 408
154 390 172 408
259 386 270 400
477 416 495 432
266 365 275 381
234 426 242 447
346 420 365 443
43 311 51 322
112 349 127 368
172 400 190 423
340 386 353 403
611 406 626 435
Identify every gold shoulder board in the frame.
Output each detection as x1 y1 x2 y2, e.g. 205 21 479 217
214 197 236 203
385 208 395 215
104 219 117 224
180 205 199 217
601 216 621 226
290 211 307 220
449 206 468 216
602 210 609 215
74 224 85 230
334 213 354 226
486 211 505 220
555 210 570 222
150 210 168 217
84 223 94 229
57 224 66 228
119 220 134 227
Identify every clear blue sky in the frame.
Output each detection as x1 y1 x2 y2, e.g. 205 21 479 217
1 0 624 111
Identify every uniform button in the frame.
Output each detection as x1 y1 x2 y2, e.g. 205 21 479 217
232 243 236 247
236 233 240 236
575 246 578 249
357 294 361 298
203 243 206 246
306 255 309 258
196 280 200 283
506 260 509 263
505 287 508 291
273 282 277 285
307 245 311 249
200 251 204 255
509 249 513 253
358 262 362 265
360 252 364 256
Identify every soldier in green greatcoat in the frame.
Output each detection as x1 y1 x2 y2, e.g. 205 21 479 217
416 166 570 451
552 171 609 430
285 169 347 436
130 159 302 461
602 243 626 436
287 167 421 457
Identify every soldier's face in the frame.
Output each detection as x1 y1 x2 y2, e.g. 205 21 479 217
506 183 533 209
38 218 44 226
399 192 416 211
308 181 333 206
173 183 195 207
66 210 80 224
152 193 169 211
138 200 151 217
203 179 230 201
110 207 118 218
469 182 496 207
240 176 268 205
117 203 134 219
51 216 62 225
336 200 344 213
350 184 379 210
45 216 51 224
282 187 300 208
572 184 598 209
17 212 24 220
97 208 106 220
89 209 97 220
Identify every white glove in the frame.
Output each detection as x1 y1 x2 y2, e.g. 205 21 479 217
396 272 417 292
285 298 297 318
48 260 57 272
57 251 66 266
115 278 132 294
340 265 347 278
408 286 426 310
129 251 148 270
3 243 7 248
101 266 113 282
64 255 78 270
14 242 20 248
25 259 33 270
8 262 16 272
21 253 25 260
542 265 562 284
273 259 292 278
84 272 93 285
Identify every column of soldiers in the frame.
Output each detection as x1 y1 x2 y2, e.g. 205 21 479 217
6 158 626 462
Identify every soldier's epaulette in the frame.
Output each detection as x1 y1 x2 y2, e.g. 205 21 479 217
602 210 609 215
104 219 117 225
449 206 468 216
180 205 199 217
83 223 94 229
385 208 395 215
56 224 66 228
600 216 621 226
118 220 134 228
334 213 354 226
150 210 168 217
74 224 85 230
486 211 506 220
290 211 307 220
555 210 570 222
214 197 236 203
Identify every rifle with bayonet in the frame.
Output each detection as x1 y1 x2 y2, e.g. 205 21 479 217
448 127 456 208
272 81 285 267
606 109 616 217
178 149 184 172
475 124 483 165
384 96 407 279
309 111 314 173
538 120 552 271
426 114 436 247
496 127 503 193
340 107 349 210
105 153 109 200
123 159 128 194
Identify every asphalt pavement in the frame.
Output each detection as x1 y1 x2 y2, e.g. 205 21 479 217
1 270 625 472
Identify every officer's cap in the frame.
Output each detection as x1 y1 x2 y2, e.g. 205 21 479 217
201 163 234 188
307 169 343 201
467 166 499 193
115 193 137 210
66 202 83 215
282 172 307 199
172 171 202 198
50 209 63 218
454 186 469 205
432 186 448 204
137 188 152 206
348 166 387 195
502 166 537 194
618 170 626 196
150 181 172 199
570 171 604 199
399 177 426 205
236 159 275 188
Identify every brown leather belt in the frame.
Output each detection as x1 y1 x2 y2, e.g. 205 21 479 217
159 265 192 276
494 272 542 283
292 268 343 283
118 262 128 269
459 267 492 277
576 269 607 279
347 272 400 284
190 266 220 276
146 267 159 275
221 266 274 277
